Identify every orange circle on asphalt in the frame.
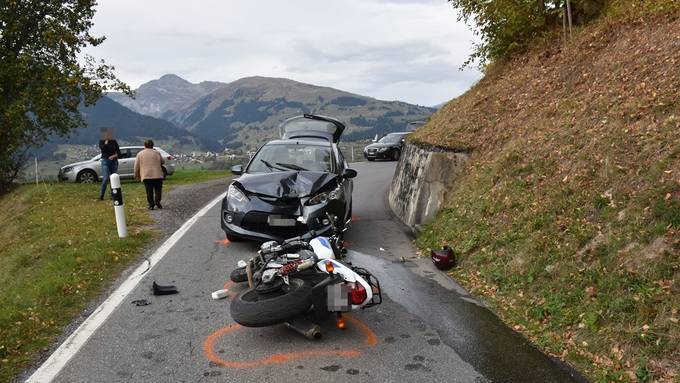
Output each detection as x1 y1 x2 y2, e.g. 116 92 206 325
203 286 378 369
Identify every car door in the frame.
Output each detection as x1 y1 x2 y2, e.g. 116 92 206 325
116 148 135 177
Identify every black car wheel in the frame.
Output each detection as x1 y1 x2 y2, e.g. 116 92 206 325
367 158 375 162
229 278 312 327
77 170 97 184
391 149 401 161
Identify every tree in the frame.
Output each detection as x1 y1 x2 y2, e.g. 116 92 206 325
0 0 129 193
449 0 607 66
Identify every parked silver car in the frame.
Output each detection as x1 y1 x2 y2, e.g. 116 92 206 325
58 146 176 183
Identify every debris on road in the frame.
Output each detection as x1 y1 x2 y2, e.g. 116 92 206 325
152 281 179 295
131 299 151 306
211 289 229 300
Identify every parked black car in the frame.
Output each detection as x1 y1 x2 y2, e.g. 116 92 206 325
363 132 410 161
221 114 356 242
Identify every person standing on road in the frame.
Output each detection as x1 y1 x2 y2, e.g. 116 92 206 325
134 139 166 210
98 128 121 200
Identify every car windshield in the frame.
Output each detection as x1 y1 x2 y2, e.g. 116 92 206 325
378 134 404 144
248 143 332 173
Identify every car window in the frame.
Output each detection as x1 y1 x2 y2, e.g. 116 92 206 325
248 143 332 173
129 148 142 157
118 149 132 159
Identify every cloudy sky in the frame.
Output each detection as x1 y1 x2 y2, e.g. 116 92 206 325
86 0 481 107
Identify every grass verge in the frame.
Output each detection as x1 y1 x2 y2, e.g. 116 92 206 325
0 169 228 382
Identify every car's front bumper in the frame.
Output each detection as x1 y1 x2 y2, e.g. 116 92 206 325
220 197 337 242
57 170 77 182
363 150 390 160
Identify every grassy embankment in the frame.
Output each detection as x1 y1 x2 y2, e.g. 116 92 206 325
0 169 228 382
412 2 679 382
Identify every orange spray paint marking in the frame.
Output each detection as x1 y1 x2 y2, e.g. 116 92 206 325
214 239 231 246
222 281 237 299
351 215 361 221
202 313 378 369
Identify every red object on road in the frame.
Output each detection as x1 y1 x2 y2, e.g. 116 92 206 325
431 246 456 271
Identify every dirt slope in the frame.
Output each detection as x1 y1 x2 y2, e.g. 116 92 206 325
412 9 680 382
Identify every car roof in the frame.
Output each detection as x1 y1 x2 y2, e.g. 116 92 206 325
386 132 411 135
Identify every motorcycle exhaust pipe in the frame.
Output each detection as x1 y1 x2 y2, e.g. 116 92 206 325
284 319 322 340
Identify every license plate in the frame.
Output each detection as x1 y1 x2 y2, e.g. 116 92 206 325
327 284 350 312
267 215 296 227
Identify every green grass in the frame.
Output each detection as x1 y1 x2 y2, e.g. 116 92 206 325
0 169 228 382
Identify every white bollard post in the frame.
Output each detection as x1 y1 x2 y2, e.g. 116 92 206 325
109 173 128 238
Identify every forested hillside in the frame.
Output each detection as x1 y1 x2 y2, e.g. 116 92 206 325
413 1 679 381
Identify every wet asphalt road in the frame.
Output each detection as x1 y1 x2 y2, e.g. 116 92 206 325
43 161 584 383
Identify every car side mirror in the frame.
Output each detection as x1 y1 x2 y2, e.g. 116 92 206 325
231 164 243 175
342 168 357 179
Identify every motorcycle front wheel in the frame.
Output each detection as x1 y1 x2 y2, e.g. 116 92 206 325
229 278 312 327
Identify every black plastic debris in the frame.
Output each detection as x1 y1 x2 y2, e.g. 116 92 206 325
152 281 178 295
131 299 151 306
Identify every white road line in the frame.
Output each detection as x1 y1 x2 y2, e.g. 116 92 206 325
26 192 226 383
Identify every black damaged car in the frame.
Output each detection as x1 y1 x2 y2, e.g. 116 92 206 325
221 114 357 242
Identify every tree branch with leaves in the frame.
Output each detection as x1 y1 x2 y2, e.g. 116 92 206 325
0 0 130 193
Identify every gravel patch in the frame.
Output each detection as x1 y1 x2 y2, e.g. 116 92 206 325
149 177 230 235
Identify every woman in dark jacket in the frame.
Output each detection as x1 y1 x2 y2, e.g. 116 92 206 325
98 128 121 200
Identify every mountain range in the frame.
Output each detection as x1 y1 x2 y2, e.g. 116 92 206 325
107 75 435 148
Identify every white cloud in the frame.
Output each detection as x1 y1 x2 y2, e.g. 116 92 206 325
86 0 481 106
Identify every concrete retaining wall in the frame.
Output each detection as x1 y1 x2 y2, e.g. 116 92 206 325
388 143 469 229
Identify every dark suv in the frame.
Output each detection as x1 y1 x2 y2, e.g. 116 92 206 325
363 132 410 161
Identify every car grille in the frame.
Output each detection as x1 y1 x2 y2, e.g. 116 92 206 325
367 148 377 154
241 211 308 239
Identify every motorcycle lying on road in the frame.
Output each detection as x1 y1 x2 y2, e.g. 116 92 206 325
228 217 381 338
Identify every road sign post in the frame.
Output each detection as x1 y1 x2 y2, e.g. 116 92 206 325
109 173 128 238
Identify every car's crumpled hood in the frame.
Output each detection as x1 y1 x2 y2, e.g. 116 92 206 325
236 171 337 198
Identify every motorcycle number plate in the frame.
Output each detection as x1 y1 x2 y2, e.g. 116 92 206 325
327 284 351 312
267 215 296 227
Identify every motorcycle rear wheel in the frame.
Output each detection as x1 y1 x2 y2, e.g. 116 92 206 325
230 278 312 327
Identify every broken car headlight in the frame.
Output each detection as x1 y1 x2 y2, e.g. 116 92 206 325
307 185 342 206
227 184 248 213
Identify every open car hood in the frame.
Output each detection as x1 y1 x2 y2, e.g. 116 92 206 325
279 114 345 143
236 171 337 199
